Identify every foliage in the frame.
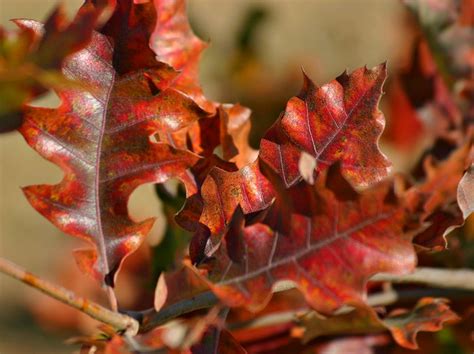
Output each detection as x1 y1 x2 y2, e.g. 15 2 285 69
0 0 473 353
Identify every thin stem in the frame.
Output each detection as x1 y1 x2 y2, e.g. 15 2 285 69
372 267 474 290
138 267 474 332
0 256 138 335
107 286 119 312
138 291 218 332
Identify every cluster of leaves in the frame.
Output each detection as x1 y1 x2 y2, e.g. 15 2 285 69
2 0 473 352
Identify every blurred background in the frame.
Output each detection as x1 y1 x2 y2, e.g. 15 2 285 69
0 0 469 353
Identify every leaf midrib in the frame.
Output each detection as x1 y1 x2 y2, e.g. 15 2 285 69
218 211 394 286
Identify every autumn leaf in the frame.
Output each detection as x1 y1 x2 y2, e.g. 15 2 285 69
402 143 471 249
19 1 207 285
384 298 459 350
458 164 474 219
294 306 386 343
219 104 258 168
0 2 109 132
296 298 459 350
154 265 208 312
189 64 392 242
194 168 416 314
260 64 391 188
196 160 274 238
190 326 246 354
150 0 214 113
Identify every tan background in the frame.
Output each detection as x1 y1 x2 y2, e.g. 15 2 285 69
0 0 406 352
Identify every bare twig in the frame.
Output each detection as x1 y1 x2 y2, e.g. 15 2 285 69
372 267 474 291
0 256 139 335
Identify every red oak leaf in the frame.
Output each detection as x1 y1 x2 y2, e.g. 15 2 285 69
158 103 256 165
219 104 258 168
0 2 111 132
403 143 472 249
195 170 416 314
150 0 214 113
97 0 158 75
19 5 205 285
94 0 214 111
260 64 391 188
188 65 392 252
197 160 274 238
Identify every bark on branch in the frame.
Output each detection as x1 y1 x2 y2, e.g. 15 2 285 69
0 256 139 335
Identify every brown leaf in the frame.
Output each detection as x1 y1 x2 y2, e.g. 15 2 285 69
384 297 460 350
458 164 474 219
297 298 459 350
295 306 385 343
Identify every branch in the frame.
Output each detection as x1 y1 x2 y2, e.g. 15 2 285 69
0 256 139 335
137 267 474 332
372 267 474 290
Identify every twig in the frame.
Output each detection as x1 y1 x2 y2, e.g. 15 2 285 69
372 267 474 290
138 267 474 332
107 286 119 312
0 256 139 335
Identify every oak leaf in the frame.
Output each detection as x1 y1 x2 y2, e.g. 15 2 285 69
384 297 459 350
260 64 390 188
191 64 392 241
403 143 471 249
19 1 207 285
0 3 108 132
195 170 416 314
296 298 459 350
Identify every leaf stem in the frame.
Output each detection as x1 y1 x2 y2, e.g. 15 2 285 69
107 286 119 312
137 291 218 332
0 256 138 335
